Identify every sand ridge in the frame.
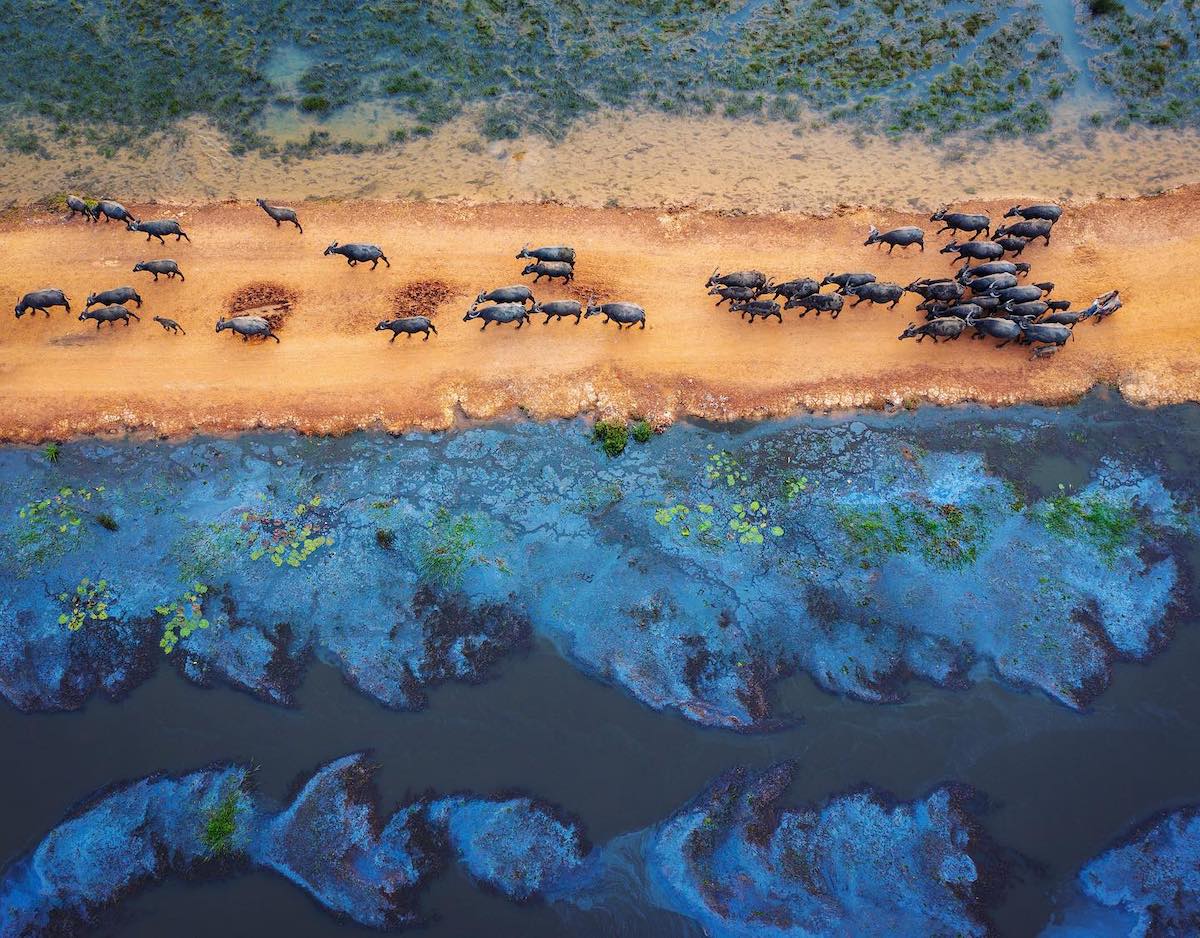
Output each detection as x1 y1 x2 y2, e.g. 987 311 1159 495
0 189 1196 443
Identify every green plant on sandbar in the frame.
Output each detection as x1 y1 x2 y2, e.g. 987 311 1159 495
592 421 629 458
201 788 241 856
156 583 210 654
57 577 113 631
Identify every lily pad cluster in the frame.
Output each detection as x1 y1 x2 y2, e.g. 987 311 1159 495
57 577 112 632
241 495 331 568
156 583 211 654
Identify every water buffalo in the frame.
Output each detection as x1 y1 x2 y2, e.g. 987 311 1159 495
585 300 646 329
865 225 924 253
66 195 93 220
376 316 437 341
324 242 390 269
821 271 876 293
706 269 768 290
997 236 1030 256
516 244 576 265
532 299 583 324
729 299 783 323
92 199 137 224
966 273 1019 295
133 259 184 281
127 219 190 243
216 315 279 342
257 199 302 233
476 285 535 307
992 285 1048 305
153 316 186 335
847 281 904 309
968 316 1023 348
923 302 989 321
1036 309 1087 326
464 303 530 330
994 219 1053 246
15 289 70 318
1018 321 1072 347
899 318 967 343
957 261 1029 280
766 278 820 302
1004 204 1062 223
86 286 142 309
941 240 1004 262
785 292 844 318
521 261 573 284
930 207 990 239
905 278 964 303
79 304 139 328
709 285 759 307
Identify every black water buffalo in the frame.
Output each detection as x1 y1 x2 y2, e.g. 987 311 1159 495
899 318 967 343
941 240 1004 262
709 285 759 306
957 261 1029 280
66 195 93 220
966 273 1019 295
706 269 769 290
1004 204 1062 223
15 289 70 318
865 225 924 253
847 282 904 309
994 219 1053 246
991 285 1048 306
325 242 390 269
585 300 646 329
376 316 437 341
923 302 989 321
257 199 302 232
930 207 990 239
996 236 1030 256
80 304 139 328
127 219 190 243
766 278 820 302
968 316 1023 348
1018 321 1072 347
821 271 876 293
906 278 964 303
133 259 184 281
516 244 576 265
785 292 844 318
729 299 783 323
532 299 583 324
464 303 530 330
86 286 142 309
92 199 137 224
521 261 573 284
476 285 535 307
216 315 279 342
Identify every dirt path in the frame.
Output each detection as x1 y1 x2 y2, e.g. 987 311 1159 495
0 191 1195 442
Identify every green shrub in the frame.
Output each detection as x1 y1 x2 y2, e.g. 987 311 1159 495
202 790 240 855
592 421 629 457
41 442 61 463
1087 0 1123 16
299 95 331 113
631 420 653 444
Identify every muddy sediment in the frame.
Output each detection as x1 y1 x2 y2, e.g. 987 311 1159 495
0 188 1197 443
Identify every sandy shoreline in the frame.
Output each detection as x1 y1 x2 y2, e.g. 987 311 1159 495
0 188 1196 443
5 109 1200 216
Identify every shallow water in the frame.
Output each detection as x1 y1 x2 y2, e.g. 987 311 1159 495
1 395 1199 934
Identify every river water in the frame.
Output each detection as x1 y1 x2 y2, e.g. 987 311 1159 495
1 395 1198 936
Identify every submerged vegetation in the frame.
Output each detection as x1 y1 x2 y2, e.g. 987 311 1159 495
1 0 1196 156
1042 484 1139 560
419 508 485 585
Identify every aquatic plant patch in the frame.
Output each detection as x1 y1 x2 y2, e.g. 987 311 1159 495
57 577 113 632
240 494 331 568
14 485 105 566
156 583 211 654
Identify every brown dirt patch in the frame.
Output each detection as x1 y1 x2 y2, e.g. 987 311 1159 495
389 280 457 319
224 281 298 330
